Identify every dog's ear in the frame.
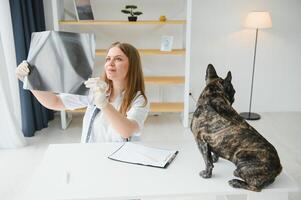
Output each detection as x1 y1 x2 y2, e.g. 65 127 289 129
225 71 232 82
206 64 218 84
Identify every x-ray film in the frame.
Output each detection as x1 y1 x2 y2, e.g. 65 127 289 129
23 31 95 95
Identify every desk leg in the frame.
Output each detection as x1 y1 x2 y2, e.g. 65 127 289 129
247 192 288 200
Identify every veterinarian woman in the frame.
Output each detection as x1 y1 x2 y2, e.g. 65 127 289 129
16 42 149 143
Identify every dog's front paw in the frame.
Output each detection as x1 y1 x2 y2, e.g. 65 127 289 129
229 179 241 188
199 170 212 178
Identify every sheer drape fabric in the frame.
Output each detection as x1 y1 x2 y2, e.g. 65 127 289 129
0 36 25 148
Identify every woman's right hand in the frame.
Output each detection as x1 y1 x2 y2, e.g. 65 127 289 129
84 78 108 109
16 60 30 82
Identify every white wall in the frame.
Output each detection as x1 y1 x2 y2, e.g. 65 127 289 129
190 0 301 112
44 0 301 112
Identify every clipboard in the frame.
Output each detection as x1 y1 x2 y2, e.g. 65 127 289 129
108 142 178 169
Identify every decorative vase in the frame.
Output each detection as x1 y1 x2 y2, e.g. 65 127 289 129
128 16 137 21
159 15 167 21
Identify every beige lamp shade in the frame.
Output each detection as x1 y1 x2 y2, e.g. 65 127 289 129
245 11 272 29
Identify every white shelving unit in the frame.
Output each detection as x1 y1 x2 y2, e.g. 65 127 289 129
52 0 192 129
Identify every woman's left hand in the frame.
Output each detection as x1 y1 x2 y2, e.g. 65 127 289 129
84 78 108 109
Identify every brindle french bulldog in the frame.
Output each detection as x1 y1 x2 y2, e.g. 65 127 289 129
190 64 282 192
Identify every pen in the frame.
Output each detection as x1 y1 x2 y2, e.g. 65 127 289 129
65 171 71 184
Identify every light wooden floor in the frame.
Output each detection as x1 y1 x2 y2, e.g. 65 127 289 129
0 112 300 200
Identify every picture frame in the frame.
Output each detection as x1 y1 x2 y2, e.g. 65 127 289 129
160 35 174 51
73 0 94 20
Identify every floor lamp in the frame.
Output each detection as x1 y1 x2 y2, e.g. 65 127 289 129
240 11 272 120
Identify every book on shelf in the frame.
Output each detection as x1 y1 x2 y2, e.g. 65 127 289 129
73 0 94 20
108 142 178 169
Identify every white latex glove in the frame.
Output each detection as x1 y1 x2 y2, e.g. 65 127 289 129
84 77 109 109
15 60 30 82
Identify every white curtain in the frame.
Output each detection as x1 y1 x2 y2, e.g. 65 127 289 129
0 1 26 148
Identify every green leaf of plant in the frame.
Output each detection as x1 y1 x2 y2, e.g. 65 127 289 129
121 10 131 14
133 11 143 16
125 5 137 9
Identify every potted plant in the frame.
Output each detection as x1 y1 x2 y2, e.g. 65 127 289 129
121 5 143 21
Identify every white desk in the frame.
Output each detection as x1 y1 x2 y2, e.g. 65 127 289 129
26 141 298 200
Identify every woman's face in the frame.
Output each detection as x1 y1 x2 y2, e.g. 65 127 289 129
105 47 129 83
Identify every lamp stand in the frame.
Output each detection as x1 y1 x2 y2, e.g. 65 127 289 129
240 28 261 120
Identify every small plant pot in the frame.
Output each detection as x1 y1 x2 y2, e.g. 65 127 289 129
128 16 137 21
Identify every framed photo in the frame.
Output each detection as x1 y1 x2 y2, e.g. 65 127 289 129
160 35 173 51
74 0 94 20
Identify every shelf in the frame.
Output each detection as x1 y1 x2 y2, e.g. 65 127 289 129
145 76 185 84
53 0 192 128
150 102 184 112
59 20 186 25
68 102 184 113
96 49 185 56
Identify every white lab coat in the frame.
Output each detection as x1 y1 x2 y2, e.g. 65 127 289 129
59 91 149 143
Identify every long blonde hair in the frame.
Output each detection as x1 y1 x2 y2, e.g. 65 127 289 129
103 42 148 116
